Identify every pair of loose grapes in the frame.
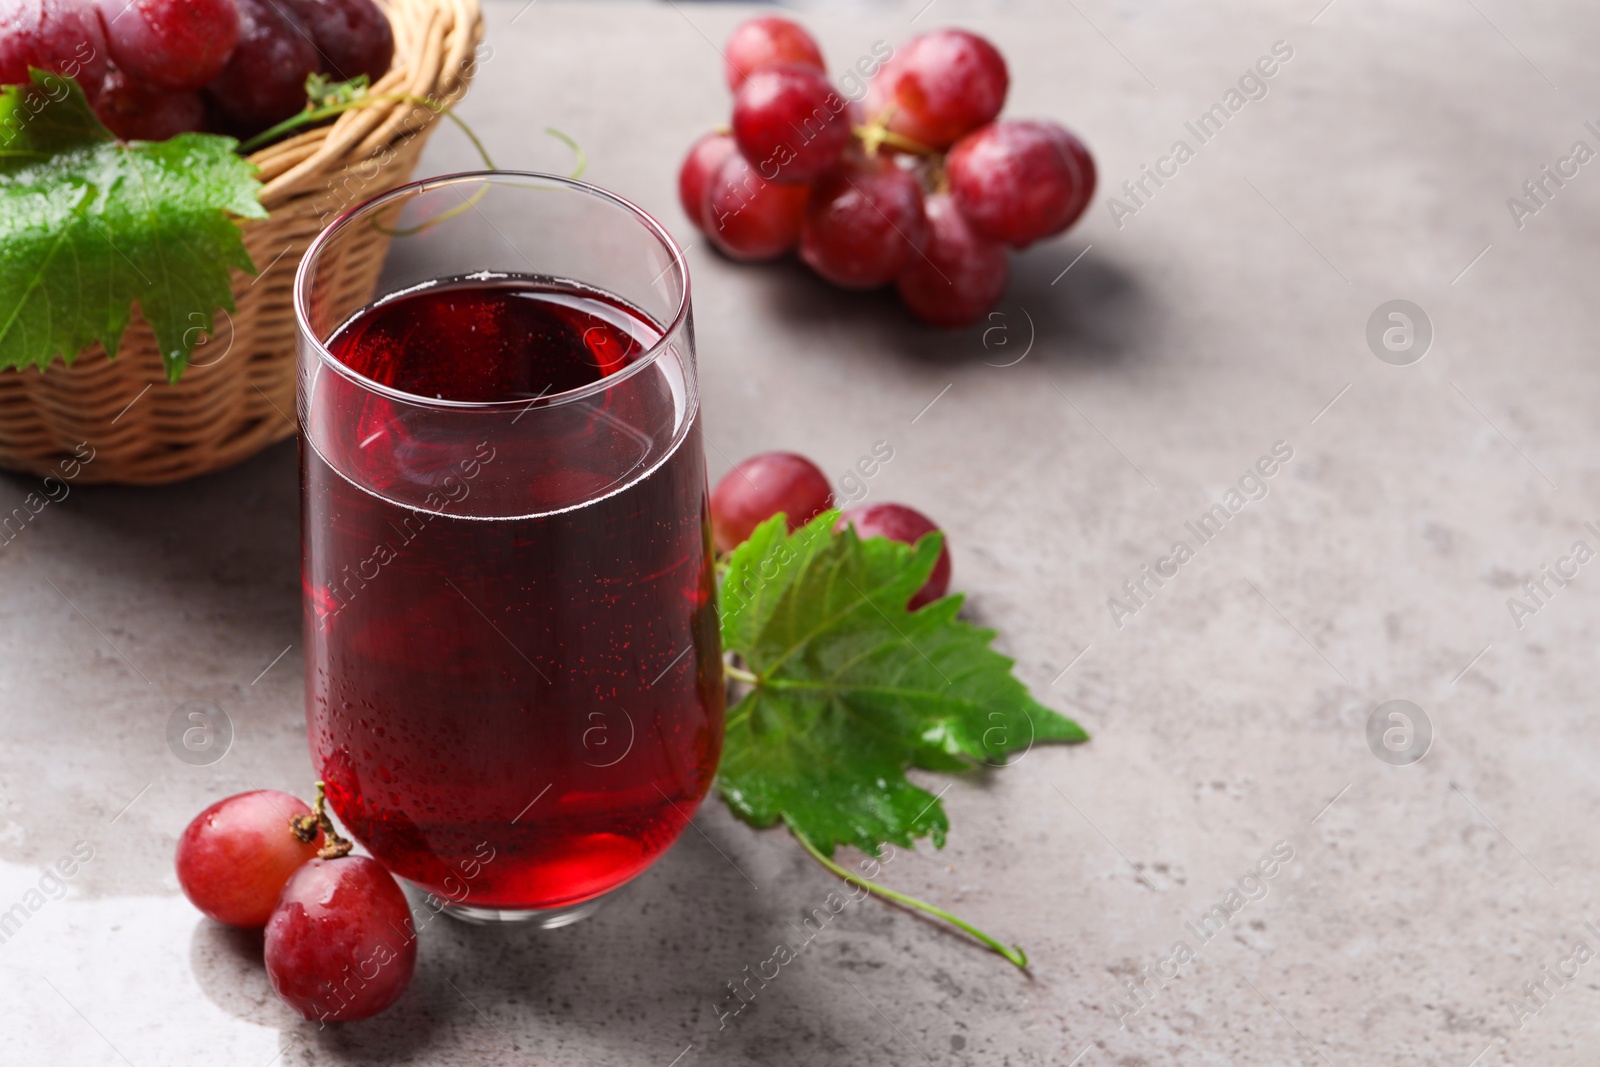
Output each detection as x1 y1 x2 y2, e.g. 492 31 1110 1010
0 0 392 142
711 451 952 609
678 17 1095 328
176 790 415 1022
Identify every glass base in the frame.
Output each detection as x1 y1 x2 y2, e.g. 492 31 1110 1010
407 882 616 928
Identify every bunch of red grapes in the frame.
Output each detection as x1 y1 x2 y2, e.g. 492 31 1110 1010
679 17 1095 328
0 0 393 142
177 790 418 1023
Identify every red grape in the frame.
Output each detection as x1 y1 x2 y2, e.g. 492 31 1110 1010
865 30 1007 150
703 152 809 261
0 0 110 92
175 790 323 928
731 63 850 185
947 120 1092 248
678 130 737 232
264 856 417 1023
97 0 240 93
1043 123 1096 236
204 0 318 134
724 16 824 92
711 451 833 553
799 156 928 289
838 503 951 609
896 192 1008 327
93 66 205 140
281 0 394 84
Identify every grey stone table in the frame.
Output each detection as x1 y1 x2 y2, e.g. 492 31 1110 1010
4 1 1599 1063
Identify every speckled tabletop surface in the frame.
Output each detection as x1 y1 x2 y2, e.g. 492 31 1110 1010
4 1 1600 1063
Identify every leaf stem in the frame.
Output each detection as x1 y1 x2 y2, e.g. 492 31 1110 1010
237 92 496 171
724 662 760 686
237 95 384 153
791 829 1029 970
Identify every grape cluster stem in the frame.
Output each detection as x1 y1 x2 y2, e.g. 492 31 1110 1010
289 780 353 860
852 122 936 159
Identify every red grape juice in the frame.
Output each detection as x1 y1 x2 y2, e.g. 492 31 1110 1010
301 277 723 911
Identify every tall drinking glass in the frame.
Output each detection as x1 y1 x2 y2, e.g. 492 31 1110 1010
295 172 723 925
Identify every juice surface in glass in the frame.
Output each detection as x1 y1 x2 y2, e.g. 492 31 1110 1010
301 275 723 911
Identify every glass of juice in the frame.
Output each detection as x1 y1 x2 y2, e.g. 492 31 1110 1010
294 172 723 925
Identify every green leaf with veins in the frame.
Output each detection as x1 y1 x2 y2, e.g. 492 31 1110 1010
0 71 266 380
717 512 1088 858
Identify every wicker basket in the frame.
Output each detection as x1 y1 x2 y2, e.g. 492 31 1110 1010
0 0 483 485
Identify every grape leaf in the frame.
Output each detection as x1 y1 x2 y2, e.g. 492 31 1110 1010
717 513 1089 857
0 71 266 380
